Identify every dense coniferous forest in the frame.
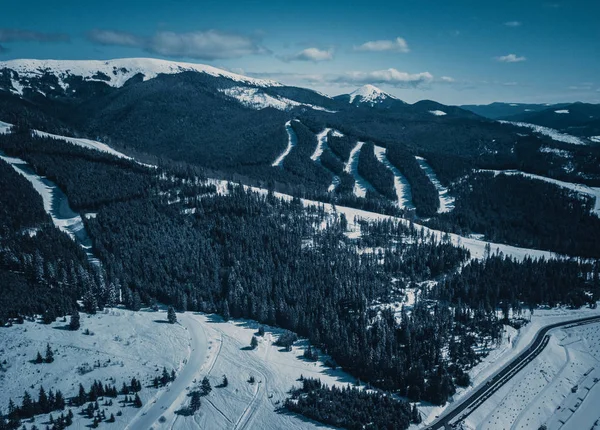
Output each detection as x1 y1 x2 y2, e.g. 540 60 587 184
285 378 414 430
0 159 102 324
386 146 440 216
326 132 356 162
428 172 600 258
357 142 397 201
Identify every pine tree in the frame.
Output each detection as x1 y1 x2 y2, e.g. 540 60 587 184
133 394 142 408
35 351 43 364
38 386 49 414
250 336 258 349
167 306 177 324
69 310 80 331
82 289 97 314
21 391 34 418
190 391 201 412
201 376 212 396
221 375 228 387
45 343 54 363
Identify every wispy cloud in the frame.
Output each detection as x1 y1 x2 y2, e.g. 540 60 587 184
0 28 70 43
495 53 526 63
332 69 432 87
504 21 522 27
353 37 409 53
281 47 334 62
440 76 455 83
87 29 268 60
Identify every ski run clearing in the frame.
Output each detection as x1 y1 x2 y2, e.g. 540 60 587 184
271 120 297 167
479 169 600 216
373 144 415 209
0 308 355 430
344 141 376 198
415 156 455 213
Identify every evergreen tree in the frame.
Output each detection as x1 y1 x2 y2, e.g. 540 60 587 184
133 394 142 408
221 375 228 387
34 351 43 364
69 310 80 331
201 377 212 396
167 306 177 324
190 391 201 412
250 336 258 349
45 343 54 363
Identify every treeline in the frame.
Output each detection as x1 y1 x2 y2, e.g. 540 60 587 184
428 172 600 258
386 146 439 216
430 255 600 313
357 142 397 201
285 378 416 430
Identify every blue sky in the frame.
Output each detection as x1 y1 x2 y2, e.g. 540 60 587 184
1 0 599 105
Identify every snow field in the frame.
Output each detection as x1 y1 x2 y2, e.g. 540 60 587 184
499 120 587 145
271 120 297 167
0 308 190 430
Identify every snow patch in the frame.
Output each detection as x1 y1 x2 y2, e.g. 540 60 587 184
590 136 600 143
539 146 573 158
554 109 570 114
220 86 334 112
429 110 447 116
348 84 396 105
344 142 375 198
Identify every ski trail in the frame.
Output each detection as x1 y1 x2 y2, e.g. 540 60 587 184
271 120 297 167
0 152 100 265
415 156 455 213
310 128 331 161
344 141 375 198
373 145 415 209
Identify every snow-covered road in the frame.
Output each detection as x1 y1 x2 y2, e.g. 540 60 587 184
125 313 210 429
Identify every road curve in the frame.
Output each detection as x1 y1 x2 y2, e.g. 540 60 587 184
125 313 208 430
426 314 600 430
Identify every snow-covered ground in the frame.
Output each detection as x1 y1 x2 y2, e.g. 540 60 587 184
0 308 357 430
0 153 99 264
33 129 134 160
373 144 415 209
0 120 11 134
415 156 455 213
591 136 600 143
220 87 334 113
271 121 297 167
540 146 573 158
344 141 376 197
451 308 600 430
479 169 600 216
1 58 281 90
0 308 190 430
499 120 587 145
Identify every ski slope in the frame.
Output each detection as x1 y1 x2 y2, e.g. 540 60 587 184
0 152 99 264
344 141 376 198
272 121 297 167
373 145 414 209
415 156 455 213
480 169 600 215
310 128 331 161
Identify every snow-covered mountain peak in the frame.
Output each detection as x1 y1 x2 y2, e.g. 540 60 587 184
348 84 396 104
0 58 282 91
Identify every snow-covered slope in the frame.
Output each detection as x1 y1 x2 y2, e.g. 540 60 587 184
271 121 297 167
220 86 334 112
499 120 587 145
0 58 282 91
373 145 414 209
416 156 455 213
348 84 397 105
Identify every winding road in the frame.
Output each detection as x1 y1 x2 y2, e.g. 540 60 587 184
426 315 600 430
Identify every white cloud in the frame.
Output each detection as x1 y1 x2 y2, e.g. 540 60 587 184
87 29 142 47
504 21 522 27
495 53 526 63
87 29 268 60
283 47 334 62
353 37 409 53
440 76 455 83
332 69 433 88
